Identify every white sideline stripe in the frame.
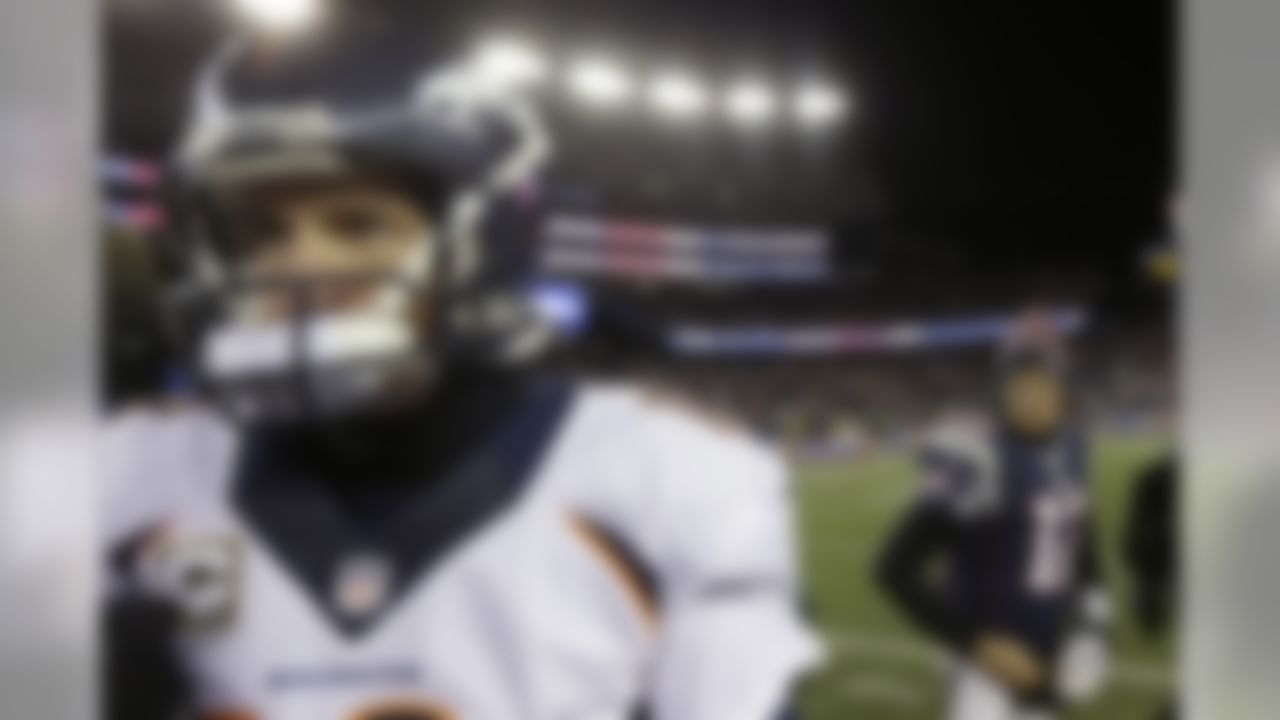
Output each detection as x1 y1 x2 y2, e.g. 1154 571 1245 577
805 539 875 554
825 629 1173 690
842 674 929 708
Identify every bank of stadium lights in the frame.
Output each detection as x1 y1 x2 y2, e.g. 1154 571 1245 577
649 71 710 121
466 33 850 128
723 79 778 127
474 36 549 88
228 0 318 31
567 56 635 109
794 80 850 128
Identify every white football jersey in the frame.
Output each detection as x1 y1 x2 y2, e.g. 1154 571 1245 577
102 382 822 720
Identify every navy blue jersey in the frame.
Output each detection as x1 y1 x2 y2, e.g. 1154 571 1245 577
918 424 1091 657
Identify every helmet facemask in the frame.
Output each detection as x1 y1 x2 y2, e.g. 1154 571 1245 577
177 174 446 425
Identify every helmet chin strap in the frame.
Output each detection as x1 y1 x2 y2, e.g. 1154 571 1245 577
199 234 438 422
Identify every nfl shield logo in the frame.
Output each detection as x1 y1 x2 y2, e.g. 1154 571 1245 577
333 552 392 620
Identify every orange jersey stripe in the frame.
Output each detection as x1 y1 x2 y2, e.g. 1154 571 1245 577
566 512 661 632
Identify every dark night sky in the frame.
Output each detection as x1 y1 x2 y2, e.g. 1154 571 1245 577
106 0 1174 253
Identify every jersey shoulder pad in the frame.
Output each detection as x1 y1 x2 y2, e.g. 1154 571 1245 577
565 382 777 476
916 418 1000 519
566 383 794 594
102 404 238 547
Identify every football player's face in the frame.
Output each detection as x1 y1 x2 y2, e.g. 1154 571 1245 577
225 179 433 321
1001 368 1066 437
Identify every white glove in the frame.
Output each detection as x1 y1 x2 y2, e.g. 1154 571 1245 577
1079 587 1114 627
1055 630 1111 703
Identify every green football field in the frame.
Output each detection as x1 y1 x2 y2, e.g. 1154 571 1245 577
795 435 1177 720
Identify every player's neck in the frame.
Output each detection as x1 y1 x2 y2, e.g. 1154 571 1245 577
268 366 528 520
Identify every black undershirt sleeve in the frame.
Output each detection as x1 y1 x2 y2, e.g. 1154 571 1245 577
104 532 192 720
1075 516 1102 589
104 593 191 720
875 503 975 652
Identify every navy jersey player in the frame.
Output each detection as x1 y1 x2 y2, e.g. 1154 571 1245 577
875 319 1112 719
103 10 819 720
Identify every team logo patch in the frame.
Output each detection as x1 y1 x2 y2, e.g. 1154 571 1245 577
151 533 244 632
333 552 393 620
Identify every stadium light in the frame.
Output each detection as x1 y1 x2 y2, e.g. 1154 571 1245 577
228 0 318 31
648 70 709 121
567 56 634 109
724 79 778 127
794 80 849 128
474 35 549 88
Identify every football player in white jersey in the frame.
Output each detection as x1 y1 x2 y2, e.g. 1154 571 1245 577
103 10 821 720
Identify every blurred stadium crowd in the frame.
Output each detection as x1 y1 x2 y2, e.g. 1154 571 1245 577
106 207 1174 456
